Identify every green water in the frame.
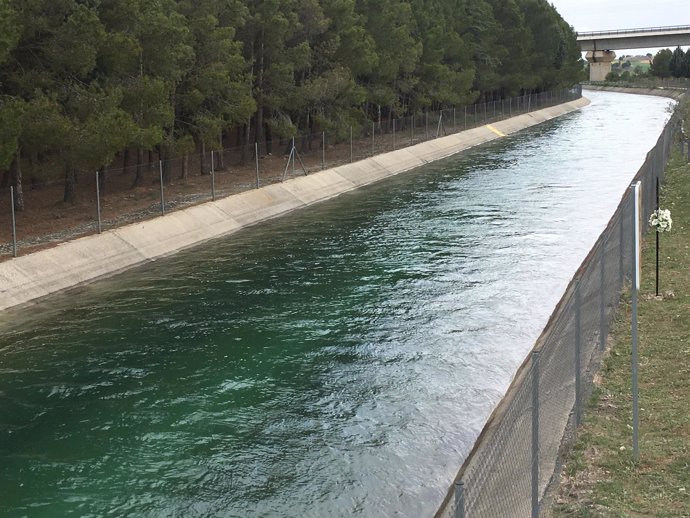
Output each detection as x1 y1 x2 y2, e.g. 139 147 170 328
0 92 672 517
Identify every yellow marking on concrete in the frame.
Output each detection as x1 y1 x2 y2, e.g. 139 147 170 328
486 124 506 137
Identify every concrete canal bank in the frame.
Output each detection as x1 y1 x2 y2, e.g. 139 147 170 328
0 97 590 312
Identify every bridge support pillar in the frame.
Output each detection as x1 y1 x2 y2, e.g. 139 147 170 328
586 50 616 81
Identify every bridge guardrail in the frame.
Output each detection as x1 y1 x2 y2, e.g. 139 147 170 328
577 24 690 38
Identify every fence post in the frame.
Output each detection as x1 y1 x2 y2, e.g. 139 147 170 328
619 207 625 287
453 107 456 132
96 171 102 234
631 183 640 462
372 122 375 156
531 350 540 518
454 481 465 518
393 119 396 151
322 131 325 170
350 126 353 163
255 142 260 189
10 186 17 258
425 111 429 140
159 160 165 216
292 137 296 177
599 242 606 351
464 106 467 130
211 150 216 201
575 278 582 428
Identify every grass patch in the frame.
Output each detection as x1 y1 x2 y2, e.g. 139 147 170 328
550 152 690 517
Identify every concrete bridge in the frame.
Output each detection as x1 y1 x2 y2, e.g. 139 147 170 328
577 25 690 81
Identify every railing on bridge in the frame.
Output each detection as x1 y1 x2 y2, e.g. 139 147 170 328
578 24 690 38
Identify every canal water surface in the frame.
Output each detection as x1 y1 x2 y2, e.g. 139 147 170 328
0 91 673 517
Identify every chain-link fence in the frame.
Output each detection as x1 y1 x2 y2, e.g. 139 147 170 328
434 92 686 518
0 86 582 260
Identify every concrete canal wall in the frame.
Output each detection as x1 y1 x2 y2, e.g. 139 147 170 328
583 84 686 100
0 97 590 312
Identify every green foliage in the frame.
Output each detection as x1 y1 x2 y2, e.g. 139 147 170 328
0 0 20 65
0 97 22 169
0 0 582 200
651 49 673 78
669 46 689 79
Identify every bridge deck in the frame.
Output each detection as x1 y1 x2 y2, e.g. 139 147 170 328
577 25 690 51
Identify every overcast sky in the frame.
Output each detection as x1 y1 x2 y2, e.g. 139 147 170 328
549 0 689 54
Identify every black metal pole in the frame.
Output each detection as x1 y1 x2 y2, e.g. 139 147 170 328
656 176 659 296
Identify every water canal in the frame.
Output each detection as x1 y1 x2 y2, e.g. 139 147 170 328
0 91 673 517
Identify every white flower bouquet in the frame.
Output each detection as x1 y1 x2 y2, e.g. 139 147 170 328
649 208 672 232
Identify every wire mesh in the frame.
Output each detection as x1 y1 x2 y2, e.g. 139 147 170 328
0 87 583 260
436 91 687 518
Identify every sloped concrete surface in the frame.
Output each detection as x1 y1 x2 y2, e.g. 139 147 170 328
0 97 590 312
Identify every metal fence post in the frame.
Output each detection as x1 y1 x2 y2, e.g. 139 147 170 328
292 137 296 177
10 186 17 258
453 107 456 132
96 171 102 234
599 242 606 351
454 481 465 518
392 119 396 150
159 160 165 216
631 182 640 462
322 131 325 170
464 105 467 130
211 150 216 201
575 279 582 427
255 142 260 189
372 122 375 156
619 208 625 287
350 126 353 163
531 350 540 518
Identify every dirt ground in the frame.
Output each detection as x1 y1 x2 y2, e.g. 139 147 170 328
0 127 431 262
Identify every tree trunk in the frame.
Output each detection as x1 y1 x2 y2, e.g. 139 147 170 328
10 153 24 211
1 169 9 189
161 146 172 184
200 140 207 175
63 161 76 204
98 165 107 194
241 118 251 166
122 148 130 174
132 147 144 188
264 121 272 155
148 149 154 171
218 132 225 170
182 155 189 179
